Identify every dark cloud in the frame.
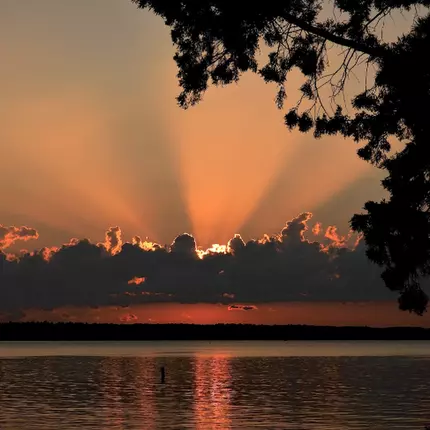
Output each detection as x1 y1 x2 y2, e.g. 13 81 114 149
228 305 258 311
281 212 312 242
170 233 197 256
0 212 412 314
227 234 245 255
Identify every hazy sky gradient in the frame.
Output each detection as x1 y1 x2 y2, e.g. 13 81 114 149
1 0 388 248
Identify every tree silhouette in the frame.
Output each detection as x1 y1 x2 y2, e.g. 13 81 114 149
132 0 430 314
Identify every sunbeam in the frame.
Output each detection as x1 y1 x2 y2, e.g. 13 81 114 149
174 73 293 246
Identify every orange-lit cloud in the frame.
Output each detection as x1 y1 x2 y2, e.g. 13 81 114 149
0 225 39 250
325 226 347 247
128 276 146 285
102 226 123 255
197 243 229 259
132 237 159 251
323 226 362 251
40 246 59 261
312 222 322 236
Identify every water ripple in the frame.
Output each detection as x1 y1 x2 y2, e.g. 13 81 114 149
0 343 430 429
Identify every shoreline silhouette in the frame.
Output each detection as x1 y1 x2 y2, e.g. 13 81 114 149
1 322 429 341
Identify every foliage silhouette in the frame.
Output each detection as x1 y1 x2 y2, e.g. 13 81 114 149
132 0 430 314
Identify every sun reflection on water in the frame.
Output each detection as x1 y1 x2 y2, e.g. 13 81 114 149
194 355 232 429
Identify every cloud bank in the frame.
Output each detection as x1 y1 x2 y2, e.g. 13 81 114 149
0 213 400 314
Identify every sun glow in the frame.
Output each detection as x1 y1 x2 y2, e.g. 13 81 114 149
194 357 232 428
132 236 159 251
196 243 229 259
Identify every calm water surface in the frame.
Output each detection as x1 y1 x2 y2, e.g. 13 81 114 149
0 341 429 429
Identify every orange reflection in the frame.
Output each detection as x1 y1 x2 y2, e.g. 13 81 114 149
134 358 157 430
99 358 126 428
194 355 232 429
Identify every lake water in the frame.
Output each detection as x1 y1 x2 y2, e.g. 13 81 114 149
0 341 430 429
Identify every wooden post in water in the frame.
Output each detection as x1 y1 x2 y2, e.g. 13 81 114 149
160 366 165 384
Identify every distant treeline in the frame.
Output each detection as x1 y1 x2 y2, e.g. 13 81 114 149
0 322 430 341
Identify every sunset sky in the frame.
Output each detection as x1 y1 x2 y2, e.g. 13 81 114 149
1 0 428 326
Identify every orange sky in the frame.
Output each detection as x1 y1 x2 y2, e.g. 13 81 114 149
0 1 424 326
0 0 390 248
20 302 430 327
